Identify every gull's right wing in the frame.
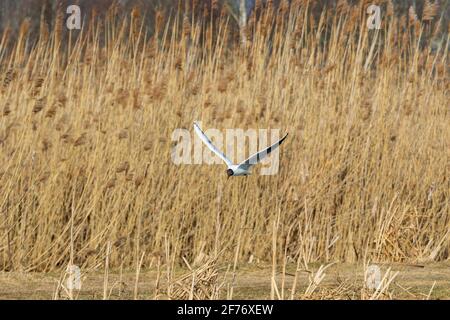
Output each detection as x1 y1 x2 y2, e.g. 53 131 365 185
193 122 233 167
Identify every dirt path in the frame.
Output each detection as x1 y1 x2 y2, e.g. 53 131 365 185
0 262 449 299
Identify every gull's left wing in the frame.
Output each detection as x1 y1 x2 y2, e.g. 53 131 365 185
237 133 288 171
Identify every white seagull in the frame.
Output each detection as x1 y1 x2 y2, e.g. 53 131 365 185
193 122 288 177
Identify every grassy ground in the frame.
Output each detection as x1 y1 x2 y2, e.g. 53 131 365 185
0 2 448 302
0 262 448 300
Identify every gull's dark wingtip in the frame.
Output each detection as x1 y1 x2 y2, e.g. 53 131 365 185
279 133 289 144
193 122 203 132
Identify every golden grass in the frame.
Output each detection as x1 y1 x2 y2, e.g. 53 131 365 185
0 2 448 298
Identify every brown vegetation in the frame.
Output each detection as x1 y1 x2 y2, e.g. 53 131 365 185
0 0 448 299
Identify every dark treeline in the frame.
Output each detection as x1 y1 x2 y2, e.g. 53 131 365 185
0 1 448 44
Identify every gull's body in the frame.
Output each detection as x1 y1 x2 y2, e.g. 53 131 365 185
193 122 288 177
228 165 252 176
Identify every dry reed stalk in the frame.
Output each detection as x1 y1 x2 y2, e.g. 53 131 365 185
133 251 145 300
103 242 111 300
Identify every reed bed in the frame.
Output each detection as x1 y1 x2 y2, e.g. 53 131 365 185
0 0 448 284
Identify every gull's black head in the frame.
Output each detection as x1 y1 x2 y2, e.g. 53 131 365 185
226 169 234 178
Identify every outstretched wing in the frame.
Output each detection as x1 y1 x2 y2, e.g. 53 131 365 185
193 122 232 167
237 133 288 171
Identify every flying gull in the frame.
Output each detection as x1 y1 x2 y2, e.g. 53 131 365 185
193 122 288 177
